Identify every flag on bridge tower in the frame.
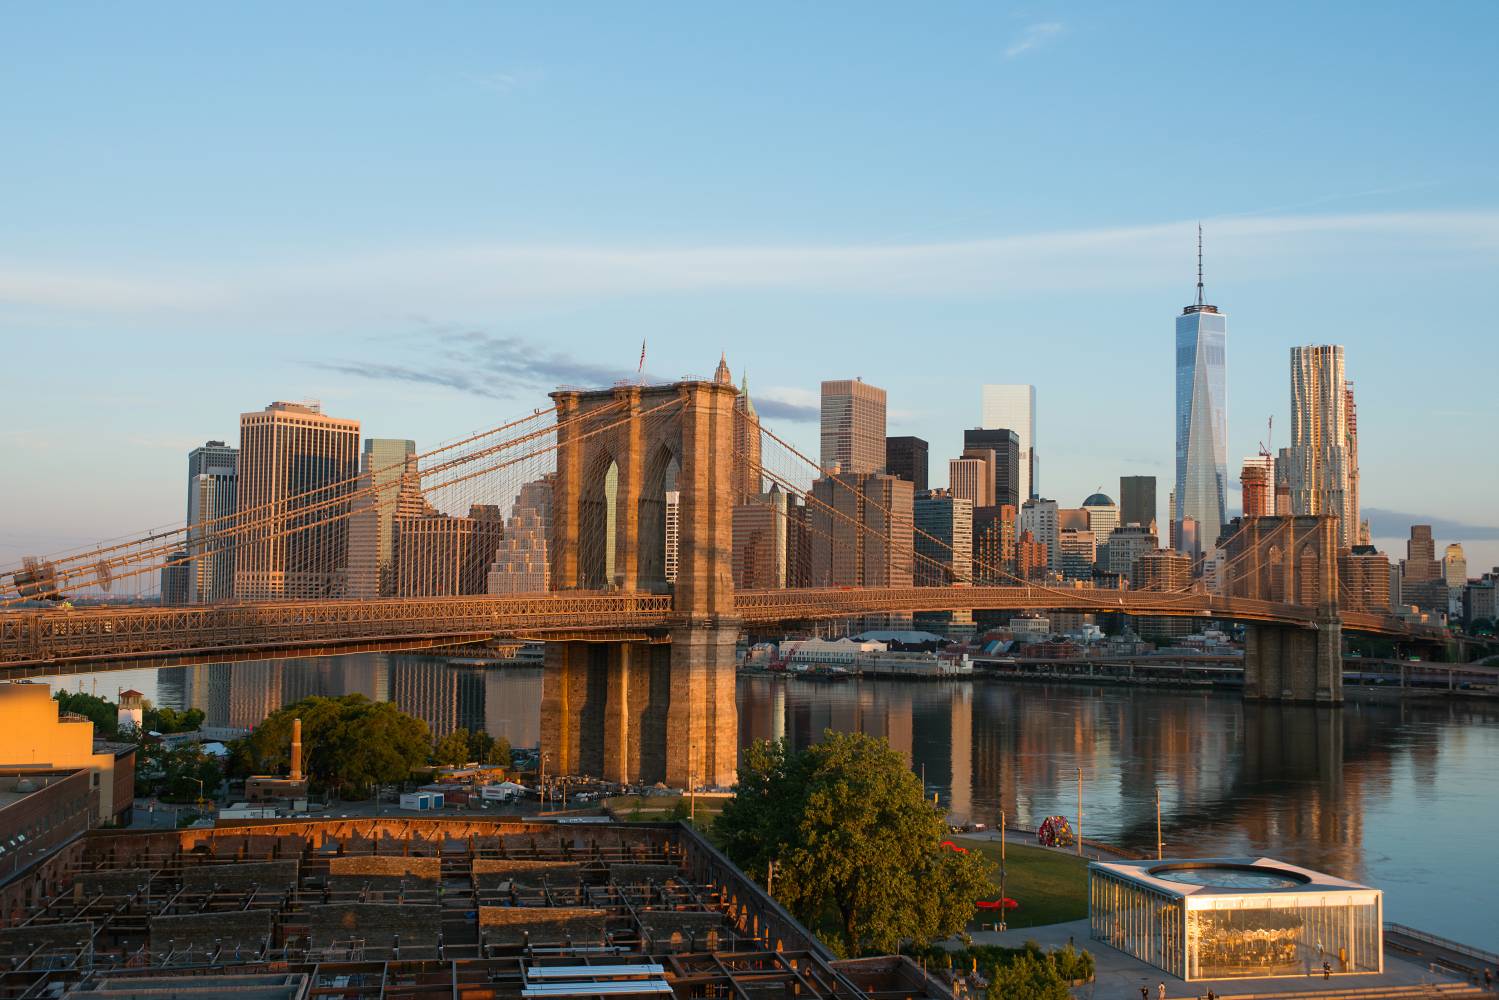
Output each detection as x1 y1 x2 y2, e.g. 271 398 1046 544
637 339 647 380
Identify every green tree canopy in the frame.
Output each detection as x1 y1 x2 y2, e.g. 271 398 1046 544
467 730 512 767
434 728 472 767
53 690 118 738
233 695 430 796
143 702 205 735
716 731 995 957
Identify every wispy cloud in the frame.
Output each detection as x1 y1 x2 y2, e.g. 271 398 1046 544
753 386 820 422
4 211 1498 321
312 328 660 400
1363 508 1499 541
1004 21 1063 59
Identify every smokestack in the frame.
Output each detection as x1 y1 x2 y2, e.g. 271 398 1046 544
290 718 303 782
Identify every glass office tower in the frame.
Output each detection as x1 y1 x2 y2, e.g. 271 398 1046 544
1174 237 1227 556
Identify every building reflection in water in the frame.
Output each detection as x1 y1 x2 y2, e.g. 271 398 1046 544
734 674 1499 944
158 654 541 746
66 661 1499 943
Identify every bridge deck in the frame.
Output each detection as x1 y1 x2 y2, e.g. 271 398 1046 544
0 587 1438 677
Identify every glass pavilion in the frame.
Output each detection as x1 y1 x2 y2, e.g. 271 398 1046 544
1089 857 1382 982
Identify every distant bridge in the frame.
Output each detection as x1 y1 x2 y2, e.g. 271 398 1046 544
0 369 1449 785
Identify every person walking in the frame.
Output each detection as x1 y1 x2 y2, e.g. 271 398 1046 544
1157 982 1166 1000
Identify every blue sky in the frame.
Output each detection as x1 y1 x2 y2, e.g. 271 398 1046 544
3 2 1498 577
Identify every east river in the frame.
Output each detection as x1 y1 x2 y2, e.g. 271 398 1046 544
36 655 1499 944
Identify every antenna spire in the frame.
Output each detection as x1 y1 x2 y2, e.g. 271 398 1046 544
1196 223 1204 306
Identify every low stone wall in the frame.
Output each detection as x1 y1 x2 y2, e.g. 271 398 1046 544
637 909 728 947
478 907 608 945
327 856 440 880
149 910 274 954
0 922 94 954
75 868 154 896
609 863 680 884
299 903 442 949
472 859 583 889
179 860 299 890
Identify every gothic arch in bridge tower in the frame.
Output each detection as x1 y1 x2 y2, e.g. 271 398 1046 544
542 378 740 790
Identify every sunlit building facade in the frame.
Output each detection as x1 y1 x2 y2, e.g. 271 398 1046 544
1175 262 1228 555
1089 858 1382 982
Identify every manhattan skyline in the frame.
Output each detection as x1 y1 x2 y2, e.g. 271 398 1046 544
3 4 1497 572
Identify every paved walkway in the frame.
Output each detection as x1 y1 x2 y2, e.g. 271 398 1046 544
959 919 1487 1000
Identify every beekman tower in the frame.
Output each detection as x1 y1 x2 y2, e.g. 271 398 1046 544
1174 227 1228 559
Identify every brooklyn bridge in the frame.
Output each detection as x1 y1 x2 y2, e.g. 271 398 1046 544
0 368 1444 789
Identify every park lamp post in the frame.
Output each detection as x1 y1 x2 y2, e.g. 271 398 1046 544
999 809 1008 933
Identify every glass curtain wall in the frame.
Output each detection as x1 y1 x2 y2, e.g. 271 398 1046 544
1090 869 1186 978
1188 899 1381 980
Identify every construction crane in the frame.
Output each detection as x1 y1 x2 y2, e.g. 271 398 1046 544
1258 415 1273 458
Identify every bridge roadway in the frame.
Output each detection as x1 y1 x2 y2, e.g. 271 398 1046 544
0 586 1437 678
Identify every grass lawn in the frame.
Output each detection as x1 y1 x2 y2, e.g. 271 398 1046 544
603 794 729 825
964 839 1089 929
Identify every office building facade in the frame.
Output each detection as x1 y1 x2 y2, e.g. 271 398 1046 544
185 440 238 603
962 428 1020 509
885 436 929 493
1174 246 1228 554
1275 345 1359 548
1020 498 1059 571
820 379 887 474
1119 475 1156 529
344 438 418 598
948 456 994 508
809 472 913 588
394 504 506 597
980 384 1036 500
234 401 361 600
914 492 973 587
1240 454 1273 519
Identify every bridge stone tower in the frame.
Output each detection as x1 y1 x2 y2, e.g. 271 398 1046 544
1221 515 1344 704
540 377 740 789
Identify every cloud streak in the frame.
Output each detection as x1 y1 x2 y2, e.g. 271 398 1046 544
1004 22 1063 59
4 211 1498 321
312 330 663 400
1363 508 1499 542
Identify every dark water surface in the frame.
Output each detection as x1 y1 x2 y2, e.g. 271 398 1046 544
37 658 1499 943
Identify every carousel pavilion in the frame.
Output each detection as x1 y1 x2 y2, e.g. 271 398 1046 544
1088 857 1383 982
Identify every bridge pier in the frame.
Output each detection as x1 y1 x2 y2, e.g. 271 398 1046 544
1243 617 1343 704
542 374 742 790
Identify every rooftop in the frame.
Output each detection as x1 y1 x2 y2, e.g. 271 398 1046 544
0 818 951 1000
1090 856 1377 904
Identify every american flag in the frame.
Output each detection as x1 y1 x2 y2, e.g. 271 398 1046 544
637 339 646 374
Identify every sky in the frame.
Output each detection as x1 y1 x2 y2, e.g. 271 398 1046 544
3 2 1498 578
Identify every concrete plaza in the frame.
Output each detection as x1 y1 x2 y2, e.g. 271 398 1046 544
963 919 1484 999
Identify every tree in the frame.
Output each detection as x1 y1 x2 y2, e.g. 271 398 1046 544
985 949 1072 1000
235 695 430 796
434 728 472 767
53 690 118 738
716 731 995 957
466 730 512 768
143 702 205 735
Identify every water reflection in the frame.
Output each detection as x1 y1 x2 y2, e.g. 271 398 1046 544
28 661 1499 941
737 676 1499 942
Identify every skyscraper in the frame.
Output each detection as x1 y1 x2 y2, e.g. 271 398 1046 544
980 385 1036 500
1443 543 1467 589
394 504 505 597
1275 345 1358 548
948 456 993 508
1119 475 1156 530
233 401 361 600
820 379 887 474
962 428 1020 509
732 373 762 502
345 438 417 598
1174 229 1228 554
808 472 913 587
914 492 973 587
1019 498 1059 570
185 440 238 603
1239 454 1274 518
1081 492 1119 546
885 436 929 492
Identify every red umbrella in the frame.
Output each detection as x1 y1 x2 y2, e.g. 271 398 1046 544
975 898 1019 910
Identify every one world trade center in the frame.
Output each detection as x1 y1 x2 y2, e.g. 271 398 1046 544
1174 227 1227 558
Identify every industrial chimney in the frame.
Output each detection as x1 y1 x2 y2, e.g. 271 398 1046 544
290 718 303 782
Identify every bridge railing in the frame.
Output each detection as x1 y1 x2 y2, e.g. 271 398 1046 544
0 592 674 670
